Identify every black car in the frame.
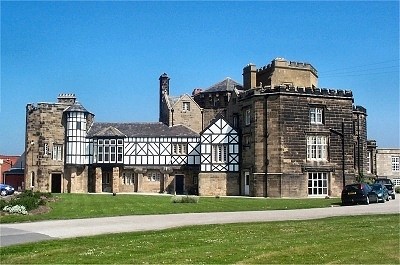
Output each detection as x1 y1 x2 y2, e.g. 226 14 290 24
341 183 377 205
374 178 395 200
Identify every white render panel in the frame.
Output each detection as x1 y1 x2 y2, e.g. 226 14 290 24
212 134 227 144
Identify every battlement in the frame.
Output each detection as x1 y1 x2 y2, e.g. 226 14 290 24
239 84 353 99
57 93 76 104
353 105 367 114
257 58 318 77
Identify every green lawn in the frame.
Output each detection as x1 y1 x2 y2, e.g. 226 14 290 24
0 193 341 223
1 214 398 264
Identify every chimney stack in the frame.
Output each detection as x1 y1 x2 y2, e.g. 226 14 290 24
243 64 257 90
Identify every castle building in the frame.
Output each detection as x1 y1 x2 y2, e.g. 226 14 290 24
24 58 373 197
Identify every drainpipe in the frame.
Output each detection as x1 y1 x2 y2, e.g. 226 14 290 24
264 95 268 197
171 109 174 127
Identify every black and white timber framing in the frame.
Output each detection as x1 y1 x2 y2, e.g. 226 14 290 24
200 116 239 172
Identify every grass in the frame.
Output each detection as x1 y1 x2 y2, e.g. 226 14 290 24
0 193 341 223
1 214 398 264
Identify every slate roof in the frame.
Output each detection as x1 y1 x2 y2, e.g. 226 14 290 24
202 78 242 93
64 102 92 113
87 122 199 138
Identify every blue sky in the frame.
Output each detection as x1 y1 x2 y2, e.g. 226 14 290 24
1 1 399 155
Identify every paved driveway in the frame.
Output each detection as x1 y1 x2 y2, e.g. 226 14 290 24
1 198 399 247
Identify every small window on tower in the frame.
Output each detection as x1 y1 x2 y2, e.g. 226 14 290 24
76 122 81 130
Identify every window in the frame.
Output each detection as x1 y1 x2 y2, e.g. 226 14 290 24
393 178 400 187
392 156 400 172
30 171 35 187
76 121 81 130
245 108 251 125
310 107 323 124
172 143 187 155
102 172 111 184
122 172 134 185
44 143 49 156
232 114 238 128
308 172 328 196
243 135 250 146
97 139 122 163
366 151 372 173
212 144 228 163
52 144 63 161
307 136 327 161
182 102 190 111
148 172 161 182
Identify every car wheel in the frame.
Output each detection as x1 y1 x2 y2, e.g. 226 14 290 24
0 189 7 196
386 196 390 201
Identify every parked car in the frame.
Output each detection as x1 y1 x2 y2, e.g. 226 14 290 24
374 178 395 200
0 184 15 196
341 183 377 205
371 183 390 203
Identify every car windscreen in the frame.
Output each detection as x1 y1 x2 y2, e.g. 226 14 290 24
384 184 393 190
344 185 360 191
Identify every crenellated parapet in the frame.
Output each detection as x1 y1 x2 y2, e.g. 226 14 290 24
353 105 367 114
238 84 353 99
257 58 318 77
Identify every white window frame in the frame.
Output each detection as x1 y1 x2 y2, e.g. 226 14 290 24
148 172 160 182
182 102 190 111
212 144 228 163
123 172 134 185
97 138 121 163
393 178 400 187
310 107 323 124
52 144 63 161
44 143 49 156
307 136 327 161
392 156 400 172
308 172 328 196
172 143 187 155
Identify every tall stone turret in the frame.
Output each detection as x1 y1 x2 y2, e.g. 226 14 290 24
159 73 170 122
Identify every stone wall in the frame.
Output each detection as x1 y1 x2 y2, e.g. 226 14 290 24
376 149 400 179
198 172 239 196
171 95 203 133
25 102 71 192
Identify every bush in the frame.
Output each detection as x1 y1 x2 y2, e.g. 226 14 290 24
395 186 400 194
171 195 199 203
1 190 52 213
3 205 28 215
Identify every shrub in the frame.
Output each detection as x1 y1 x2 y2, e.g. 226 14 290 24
1 191 52 213
3 205 28 215
171 195 199 203
395 186 400 194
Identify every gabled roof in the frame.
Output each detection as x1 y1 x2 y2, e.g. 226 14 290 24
202 78 242 93
87 122 199 138
64 101 92 114
91 126 126 137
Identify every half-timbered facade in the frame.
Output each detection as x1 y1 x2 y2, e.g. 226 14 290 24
24 57 374 197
